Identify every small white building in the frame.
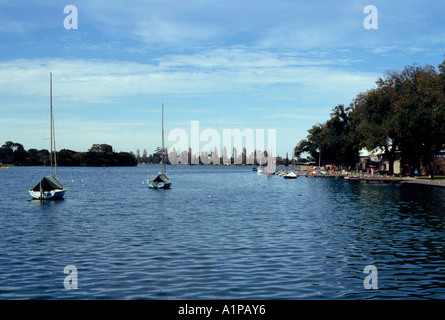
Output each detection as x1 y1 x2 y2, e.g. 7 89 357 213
358 148 400 174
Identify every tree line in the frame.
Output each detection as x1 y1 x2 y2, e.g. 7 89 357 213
295 59 445 175
2 141 295 167
0 142 137 166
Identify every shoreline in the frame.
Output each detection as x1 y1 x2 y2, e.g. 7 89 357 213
3 164 445 188
294 172 445 188
399 177 445 188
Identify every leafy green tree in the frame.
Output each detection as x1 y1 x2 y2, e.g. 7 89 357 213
322 105 359 168
147 147 163 164
0 141 14 164
295 124 323 164
27 149 49 165
350 62 445 174
58 149 82 166
295 105 359 169
0 141 28 165
116 152 138 166
398 64 445 172
349 86 400 173
88 144 113 154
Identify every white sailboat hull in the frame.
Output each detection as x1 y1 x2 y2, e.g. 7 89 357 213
29 188 67 200
283 172 297 179
148 181 172 189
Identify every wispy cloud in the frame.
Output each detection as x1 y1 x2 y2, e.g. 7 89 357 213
1 0 445 155
134 17 223 45
0 48 377 105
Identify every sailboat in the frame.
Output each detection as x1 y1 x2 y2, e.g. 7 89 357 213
256 151 264 174
260 149 276 175
283 171 297 179
256 154 262 174
149 103 172 189
283 151 297 179
29 73 67 200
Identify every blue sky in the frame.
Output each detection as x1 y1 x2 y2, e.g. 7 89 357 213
1 0 445 157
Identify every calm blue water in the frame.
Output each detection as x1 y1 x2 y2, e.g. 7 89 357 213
0 165 444 300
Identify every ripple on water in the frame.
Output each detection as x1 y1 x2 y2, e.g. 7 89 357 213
0 167 444 299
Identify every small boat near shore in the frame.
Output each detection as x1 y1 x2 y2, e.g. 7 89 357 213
260 150 275 175
283 171 297 179
283 151 297 179
0 163 8 169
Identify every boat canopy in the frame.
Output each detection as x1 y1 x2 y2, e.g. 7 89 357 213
30 175 66 192
153 172 172 184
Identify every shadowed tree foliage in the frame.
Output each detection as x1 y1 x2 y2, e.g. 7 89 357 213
350 63 445 174
296 59 445 174
146 147 164 164
57 149 83 166
0 142 137 166
295 105 359 169
84 144 137 166
0 141 28 166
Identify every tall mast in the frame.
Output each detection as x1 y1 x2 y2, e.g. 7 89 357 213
50 72 53 177
53 101 58 178
162 103 165 174
292 149 294 171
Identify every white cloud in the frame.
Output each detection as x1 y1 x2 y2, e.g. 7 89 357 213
1 1 445 156
0 47 380 155
0 48 378 106
134 17 223 45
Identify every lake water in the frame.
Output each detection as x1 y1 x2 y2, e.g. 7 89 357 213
0 165 444 300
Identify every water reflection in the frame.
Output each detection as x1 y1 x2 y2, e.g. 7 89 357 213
30 199 65 206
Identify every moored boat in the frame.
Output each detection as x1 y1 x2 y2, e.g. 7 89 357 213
149 172 172 189
29 73 67 200
260 149 276 175
149 103 172 189
29 175 67 199
283 151 297 179
283 171 297 179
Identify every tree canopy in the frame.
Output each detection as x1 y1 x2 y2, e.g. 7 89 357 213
295 105 359 169
0 142 137 167
296 59 445 174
